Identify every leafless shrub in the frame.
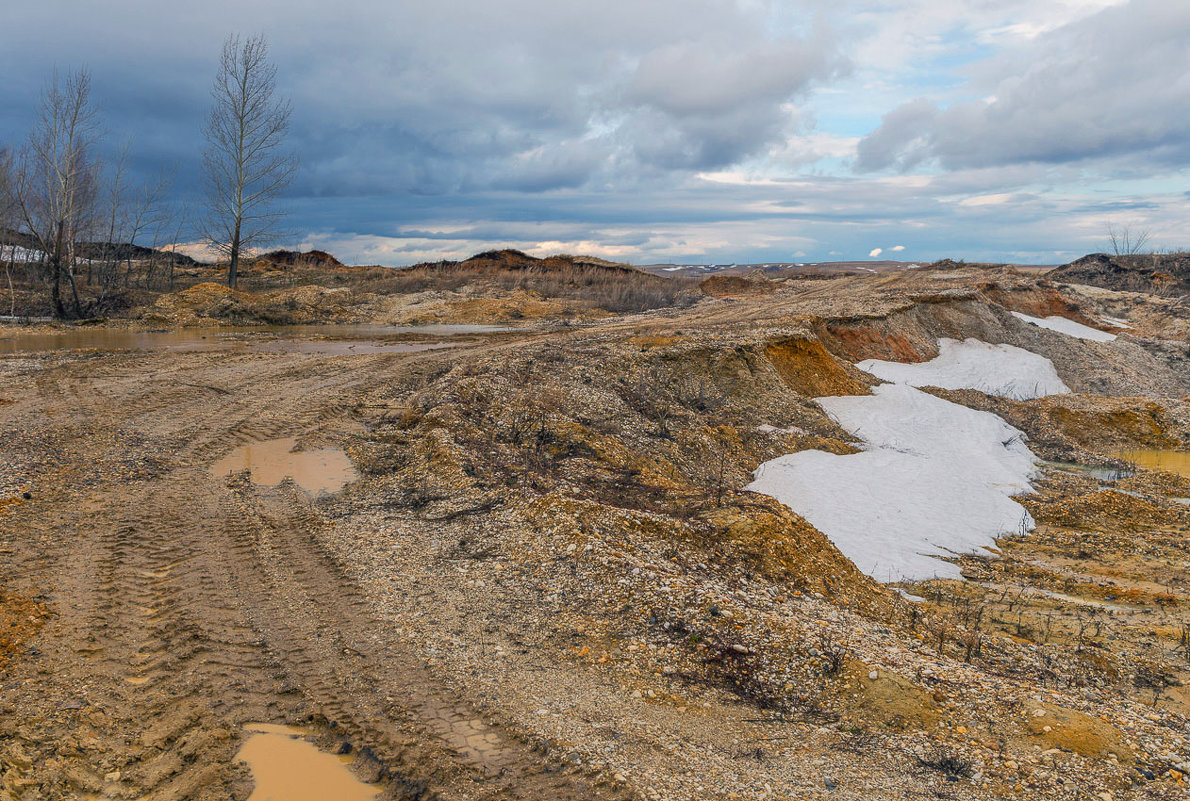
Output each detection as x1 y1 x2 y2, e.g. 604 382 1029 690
1106 223 1152 256
916 750 974 781
816 631 847 677
833 728 884 754
620 364 682 438
1134 663 1176 707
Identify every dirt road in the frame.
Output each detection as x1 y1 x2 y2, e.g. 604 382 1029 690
0 342 626 800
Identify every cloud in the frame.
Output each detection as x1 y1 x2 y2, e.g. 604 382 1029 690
890 245 905 251
869 247 883 257
855 0 1190 172
0 0 1185 265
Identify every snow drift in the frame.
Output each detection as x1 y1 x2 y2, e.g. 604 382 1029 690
857 338 1070 400
748 336 1082 582
1010 311 1117 342
747 384 1037 582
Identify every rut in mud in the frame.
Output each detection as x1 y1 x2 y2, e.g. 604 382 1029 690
0 344 626 801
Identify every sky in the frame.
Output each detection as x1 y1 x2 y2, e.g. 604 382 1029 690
2 0 1187 266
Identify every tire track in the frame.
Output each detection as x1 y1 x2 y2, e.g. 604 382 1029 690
0 340 627 801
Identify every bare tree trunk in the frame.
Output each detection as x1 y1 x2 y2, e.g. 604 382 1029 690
229 220 241 288
15 69 102 320
50 256 66 319
4 244 14 317
201 34 295 289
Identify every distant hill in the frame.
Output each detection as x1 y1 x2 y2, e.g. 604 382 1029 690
1047 253 1190 295
416 248 645 276
0 228 199 266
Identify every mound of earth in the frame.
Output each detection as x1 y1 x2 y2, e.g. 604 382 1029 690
255 249 346 269
142 281 359 326
1048 253 1190 295
698 274 777 298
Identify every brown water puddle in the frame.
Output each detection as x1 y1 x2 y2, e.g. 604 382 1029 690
0 323 510 354
1115 449 1190 478
209 438 358 494
237 723 378 801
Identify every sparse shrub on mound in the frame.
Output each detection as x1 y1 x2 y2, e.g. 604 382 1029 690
698 275 776 298
364 252 699 313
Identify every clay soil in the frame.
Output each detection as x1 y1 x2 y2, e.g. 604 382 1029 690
1 263 1188 801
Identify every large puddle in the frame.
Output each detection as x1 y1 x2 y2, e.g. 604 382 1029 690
1115 449 1190 478
237 723 379 801
0 323 512 354
209 438 358 494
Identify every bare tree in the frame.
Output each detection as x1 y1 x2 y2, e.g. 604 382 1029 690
1106 223 1152 256
0 146 18 316
201 33 295 288
14 69 102 319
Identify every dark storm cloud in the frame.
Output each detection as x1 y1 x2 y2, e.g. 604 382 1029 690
856 0 1190 172
4 1 842 196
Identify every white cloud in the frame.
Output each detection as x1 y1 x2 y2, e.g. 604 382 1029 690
890 244 905 251
869 247 883 257
856 1 1190 172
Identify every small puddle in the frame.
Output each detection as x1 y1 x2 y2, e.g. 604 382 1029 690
237 723 378 801
1039 460 1133 482
210 438 358 495
1114 449 1190 478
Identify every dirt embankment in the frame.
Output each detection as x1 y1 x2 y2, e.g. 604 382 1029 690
697 274 777 298
811 289 1189 398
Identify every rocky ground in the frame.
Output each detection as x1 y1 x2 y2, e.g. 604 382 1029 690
0 261 1187 800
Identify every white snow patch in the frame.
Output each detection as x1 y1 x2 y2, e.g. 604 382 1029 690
746 384 1037 582
2 246 46 263
857 338 1070 400
1010 311 1116 342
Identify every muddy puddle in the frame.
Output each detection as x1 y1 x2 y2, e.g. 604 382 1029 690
1115 449 1190 478
0 323 512 354
210 438 357 494
1039 460 1133 482
237 723 379 801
